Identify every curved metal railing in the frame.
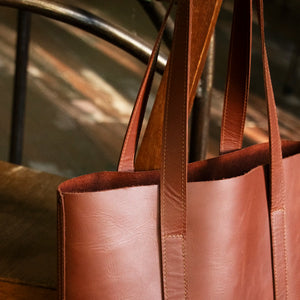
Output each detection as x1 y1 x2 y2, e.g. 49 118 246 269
0 0 168 163
0 0 167 71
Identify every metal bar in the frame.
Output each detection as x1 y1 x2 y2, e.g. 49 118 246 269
189 33 215 162
138 0 174 49
9 10 31 164
0 0 167 74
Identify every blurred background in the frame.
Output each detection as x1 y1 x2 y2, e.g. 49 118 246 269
0 0 298 178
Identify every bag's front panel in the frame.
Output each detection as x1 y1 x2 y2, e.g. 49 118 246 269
59 150 300 299
285 153 300 297
187 165 274 299
61 185 162 300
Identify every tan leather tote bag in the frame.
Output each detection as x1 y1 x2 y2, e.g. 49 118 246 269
57 0 300 298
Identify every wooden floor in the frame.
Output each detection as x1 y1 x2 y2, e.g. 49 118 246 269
0 280 56 300
0 162 64 293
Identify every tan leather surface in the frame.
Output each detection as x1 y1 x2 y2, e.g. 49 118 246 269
186 165 274 299
135 0 222 171
285 154 300 299
61 186 162 299
220 0 252 154
58 142 300 299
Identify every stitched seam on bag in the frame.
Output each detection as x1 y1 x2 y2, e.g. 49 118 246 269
271 214 279 297
259 0 289 296
58 190 66 300
267 59 289 300
162 2 189 298
162 13 174 298
58 196 62 299
165 234 186 299
264 91 288 299
162 48 171 300
271 210 288 299
182 4 188 299
282 209 289 299
167 234 183 238
162 88 168 299
264 42 289 300
63 198 67 300
182 234 187 299
271 208 284 212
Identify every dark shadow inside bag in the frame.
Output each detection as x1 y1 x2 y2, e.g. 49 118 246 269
59 140 300 194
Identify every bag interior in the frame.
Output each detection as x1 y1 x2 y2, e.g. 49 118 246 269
59 140 300 194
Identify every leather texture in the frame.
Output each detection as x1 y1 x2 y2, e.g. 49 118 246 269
220 0 252 154
134 0 222 171
57 0 300 298
118 0 174 172
58 141 300 299
159 0 191 297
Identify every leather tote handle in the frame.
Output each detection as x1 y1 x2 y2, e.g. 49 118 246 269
130 0 222 171
255 0 288 297
120 0 252 168
220 0 252 154
159 0 288 298
119 0 221 172
159 0 192 297
118 0 174 172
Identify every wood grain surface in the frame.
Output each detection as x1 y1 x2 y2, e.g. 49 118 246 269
0 161 65 289
0 280 56 300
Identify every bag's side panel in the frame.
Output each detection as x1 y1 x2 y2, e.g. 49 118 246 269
285 154 300 297
57 191 65 300
61 185 162 300
187 164 274 299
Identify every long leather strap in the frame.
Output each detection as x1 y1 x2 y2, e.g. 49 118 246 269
220 1 288 294
159 0 225 297
119 0 287 297
256 0 288 297
160 0 191 297
117 0 174 172
220 0 252 154
160 0 288 298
